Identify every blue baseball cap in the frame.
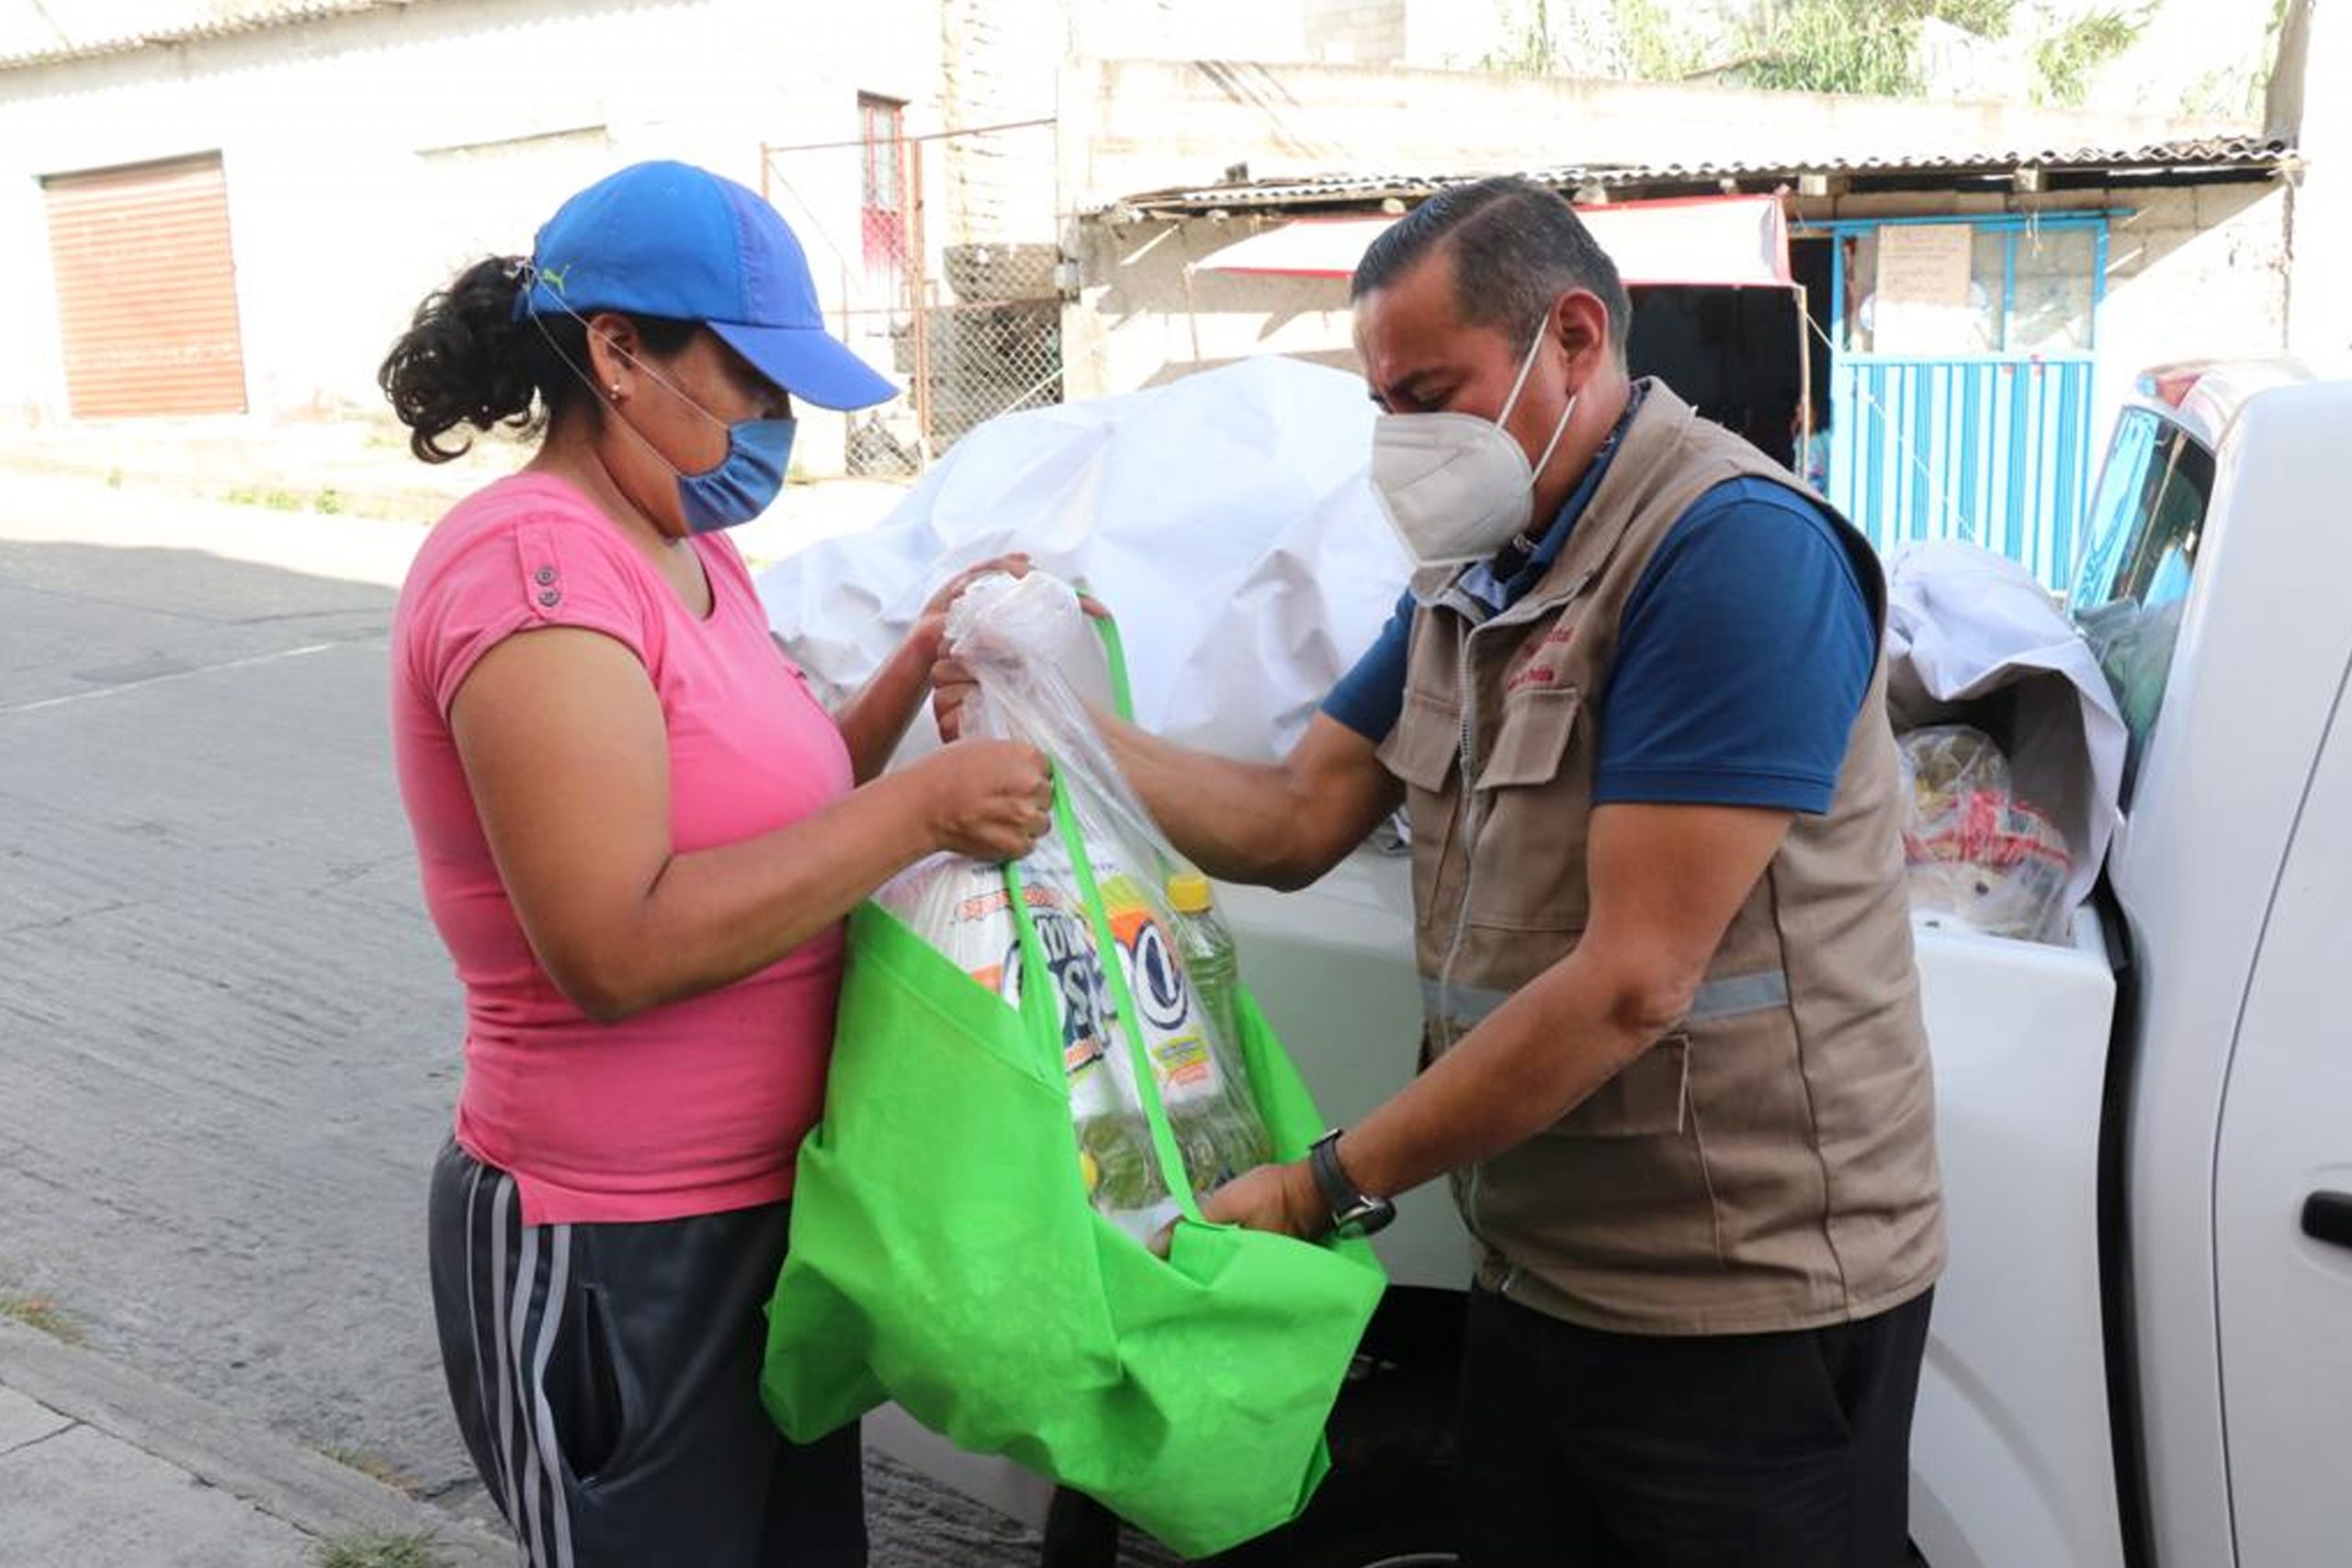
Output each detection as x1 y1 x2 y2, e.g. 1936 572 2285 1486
517 160 897 412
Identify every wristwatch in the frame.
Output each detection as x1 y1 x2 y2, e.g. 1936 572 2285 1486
1308 1129 1396 1239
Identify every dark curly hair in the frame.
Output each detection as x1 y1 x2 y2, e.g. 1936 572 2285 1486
378 255 695 464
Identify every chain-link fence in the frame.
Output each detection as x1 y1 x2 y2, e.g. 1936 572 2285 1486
762 118 1063 477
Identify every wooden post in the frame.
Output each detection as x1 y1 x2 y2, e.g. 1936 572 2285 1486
1795 281 1814 452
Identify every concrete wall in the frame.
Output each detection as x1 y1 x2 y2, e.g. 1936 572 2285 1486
1069 215 1357 399
941 0 1060 244
1306 0 1408 66
2086 182 2292 414
0 0 942 470
1069 0 1310 62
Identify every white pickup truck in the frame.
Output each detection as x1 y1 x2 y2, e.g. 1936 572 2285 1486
874 358 2352 1567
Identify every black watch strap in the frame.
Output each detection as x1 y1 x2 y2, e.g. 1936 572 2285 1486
1308 1129 1396 1239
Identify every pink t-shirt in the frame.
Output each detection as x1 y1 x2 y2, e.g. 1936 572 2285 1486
391 472 854 1226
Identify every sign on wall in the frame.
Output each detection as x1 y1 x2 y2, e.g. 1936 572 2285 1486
1871 223 1978 355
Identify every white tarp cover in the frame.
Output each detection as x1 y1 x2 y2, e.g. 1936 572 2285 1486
758 355 1408 763
1884 540 2128 916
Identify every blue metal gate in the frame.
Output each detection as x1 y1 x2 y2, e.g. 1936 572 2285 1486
1808 212 2114 589
1827 354 2098 587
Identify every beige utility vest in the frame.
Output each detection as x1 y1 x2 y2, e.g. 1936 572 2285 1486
1376 383 1943 1336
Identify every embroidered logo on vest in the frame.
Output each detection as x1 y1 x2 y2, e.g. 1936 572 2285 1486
1505 621 1577 694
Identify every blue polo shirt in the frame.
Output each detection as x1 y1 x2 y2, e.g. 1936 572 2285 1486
1326 412 1877 815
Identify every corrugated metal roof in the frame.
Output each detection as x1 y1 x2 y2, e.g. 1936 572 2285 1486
1113 136 2297 216
0 1 412 71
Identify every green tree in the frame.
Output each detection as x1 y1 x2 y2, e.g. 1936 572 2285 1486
1480 0 1565 73
1616 0 1713 79
1738 0 1969 95
2033 8 2147 105
1607 0 2148 103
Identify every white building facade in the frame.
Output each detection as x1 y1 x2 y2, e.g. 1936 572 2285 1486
0 0 947 469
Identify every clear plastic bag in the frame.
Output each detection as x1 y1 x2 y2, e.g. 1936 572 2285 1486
1898 725 2075 944
877 572 1273 1243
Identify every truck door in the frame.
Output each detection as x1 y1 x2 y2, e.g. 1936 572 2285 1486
2213 660 2352 1564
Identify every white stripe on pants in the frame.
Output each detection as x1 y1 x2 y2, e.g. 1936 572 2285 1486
478 1168 578 1568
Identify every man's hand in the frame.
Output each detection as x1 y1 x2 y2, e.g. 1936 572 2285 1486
931 576 1106 742
1196 1158 1327 1241
933 650 982 742
908 553 1035 674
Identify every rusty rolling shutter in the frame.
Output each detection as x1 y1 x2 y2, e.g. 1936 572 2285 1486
43 154 248 418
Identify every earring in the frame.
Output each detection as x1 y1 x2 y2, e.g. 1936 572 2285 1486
608 384 621 400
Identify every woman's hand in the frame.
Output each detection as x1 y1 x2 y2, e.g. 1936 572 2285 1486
907 739 1055 862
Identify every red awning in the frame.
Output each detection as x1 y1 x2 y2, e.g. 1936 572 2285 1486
1193 193 1794 290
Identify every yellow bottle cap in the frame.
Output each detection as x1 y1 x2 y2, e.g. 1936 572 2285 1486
1165 872 1214 914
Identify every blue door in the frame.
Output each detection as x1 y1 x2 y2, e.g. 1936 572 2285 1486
1809 213 2112 589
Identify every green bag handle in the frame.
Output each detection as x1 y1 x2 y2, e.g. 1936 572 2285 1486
1002 771 1205 1233
1000 856 1066 1056
1072 579 1136 725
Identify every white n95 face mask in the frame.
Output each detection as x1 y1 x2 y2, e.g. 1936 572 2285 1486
1370 315 1577 569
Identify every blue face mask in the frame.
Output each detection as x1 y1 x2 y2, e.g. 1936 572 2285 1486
521 291 795 534
677 415 795 534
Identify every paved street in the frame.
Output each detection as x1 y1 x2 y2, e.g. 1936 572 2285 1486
0 472 1156 1564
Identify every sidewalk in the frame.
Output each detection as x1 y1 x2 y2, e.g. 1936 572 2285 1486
0 415 910 572
0 1318 507 1568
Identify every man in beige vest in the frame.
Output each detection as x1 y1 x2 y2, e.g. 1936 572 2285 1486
946 176 1942 1564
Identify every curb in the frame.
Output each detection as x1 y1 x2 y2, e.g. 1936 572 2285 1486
0 448 468 529
0 1317 509 1568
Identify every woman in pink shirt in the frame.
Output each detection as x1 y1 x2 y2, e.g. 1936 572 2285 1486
381 162 1046 1568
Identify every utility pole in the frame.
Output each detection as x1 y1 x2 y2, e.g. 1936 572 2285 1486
2271 0 2351 356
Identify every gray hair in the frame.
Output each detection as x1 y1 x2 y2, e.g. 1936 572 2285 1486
1351 175 1631 356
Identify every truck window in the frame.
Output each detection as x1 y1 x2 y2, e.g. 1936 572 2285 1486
2069 408 2217 806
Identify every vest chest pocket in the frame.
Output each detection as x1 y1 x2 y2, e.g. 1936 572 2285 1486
1478 683 1582 786
1467 685 1592 931
1380 688 1463 793
1378 688 1464 932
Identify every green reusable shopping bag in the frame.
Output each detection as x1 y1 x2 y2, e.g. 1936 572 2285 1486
762 700 1385 1555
